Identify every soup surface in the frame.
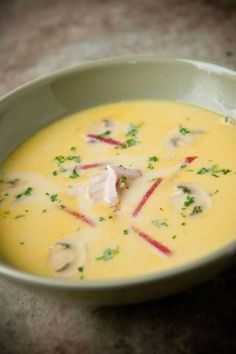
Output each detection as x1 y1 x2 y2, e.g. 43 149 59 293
0 100 235 280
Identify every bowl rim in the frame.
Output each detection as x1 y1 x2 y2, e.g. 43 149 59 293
0 55 235 289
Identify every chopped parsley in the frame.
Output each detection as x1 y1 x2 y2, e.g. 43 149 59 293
152 219 168 228
20 241 25 245
126 124 139 137
172 235 177 239
123 229 129 235
197 164 231 177
16 187 33 199
46 193 60 203
14 214 25 219
54 154 81 164
42 209 47 213
192 205 203 215
70 146 76 151
179 125 191 135
99 216 105 222
210 189 219 196
124 123 143 147
147 156 159 169
184 196 195 207
98 130 111 137
78 266 84 272
96 247 120 261
69 168 80 179
120 176 127 183
126 138 139 147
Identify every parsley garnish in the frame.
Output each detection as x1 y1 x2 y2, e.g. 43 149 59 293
152 219 168 228
126 124 139 137
46 193 60 203
147 156 159 169
179 125 191 135
69 168 80 179
99 216 105 222
197 165 231 177
120 176 127 183
70 146 76 151
16 187 33 199
184 196 195 207
98 130 111 137
123 229 129 235
192 205 203 214
14 215 25 219
126 138 139 147
96 247 120 261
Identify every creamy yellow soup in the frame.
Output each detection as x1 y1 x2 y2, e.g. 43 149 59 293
0 100 235 280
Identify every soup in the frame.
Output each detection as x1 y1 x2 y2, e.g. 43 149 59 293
0 100 235 280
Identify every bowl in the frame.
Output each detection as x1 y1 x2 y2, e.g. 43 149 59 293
0 56 235 305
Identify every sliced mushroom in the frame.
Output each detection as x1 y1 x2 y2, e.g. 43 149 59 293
48 238 86 277
88 164 142 207
165 127 203 149
171 183 211 216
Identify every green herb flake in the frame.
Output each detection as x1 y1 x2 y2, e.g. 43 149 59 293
192 205 203 215
54 155 66 164
147 156 159 169
151 219 168 228
98 130 111 137
99 216 105 222
179 125 191 136
96 247 120 261
46 193 59 203
16 187 33 199
210 189 219 196
126 138 139 147
184 196 195 207
172 235 177 239
69 168 80 179
120 176 127 183
70 146 76 151
123 229 129 235
126 124 139 137
78 267 84 273
14 215 25 219
20 241 25 245
197 164 231 177
42 209 47 213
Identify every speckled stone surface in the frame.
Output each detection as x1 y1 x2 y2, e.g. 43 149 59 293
0 1 235 353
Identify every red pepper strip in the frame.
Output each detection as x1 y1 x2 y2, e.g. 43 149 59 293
87 134 124 146
65 208 96 227
132 178 163 217
76 162 107 170
184 156 198 164
132 226 172 256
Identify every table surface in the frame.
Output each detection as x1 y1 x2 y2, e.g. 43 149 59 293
0 1 235 353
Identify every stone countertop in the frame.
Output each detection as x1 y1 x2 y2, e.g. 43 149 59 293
0 1 235 353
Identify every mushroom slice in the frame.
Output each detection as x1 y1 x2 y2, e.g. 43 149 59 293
171 183 211 216
165 127 203 149
48 239 86 277
88 164 142 207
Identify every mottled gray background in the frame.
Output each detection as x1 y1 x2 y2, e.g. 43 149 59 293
0 0 235 353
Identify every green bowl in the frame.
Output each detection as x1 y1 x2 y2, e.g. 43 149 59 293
0 56 235 305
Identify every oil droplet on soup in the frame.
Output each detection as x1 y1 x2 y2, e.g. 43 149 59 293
0 100 235 280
